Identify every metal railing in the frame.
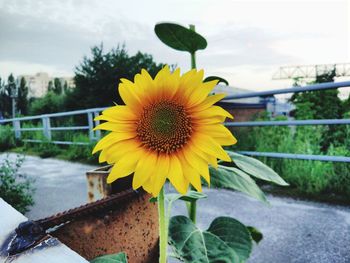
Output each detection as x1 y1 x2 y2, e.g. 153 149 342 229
223 80 350 163
0 107 107 145
1 80 350 162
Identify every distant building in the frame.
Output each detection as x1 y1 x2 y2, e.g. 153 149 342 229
17 72 75 98
213 85 294 121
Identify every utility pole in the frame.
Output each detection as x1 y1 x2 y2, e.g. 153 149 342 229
7 76 18 118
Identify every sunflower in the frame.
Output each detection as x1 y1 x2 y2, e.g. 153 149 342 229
93 66 237 197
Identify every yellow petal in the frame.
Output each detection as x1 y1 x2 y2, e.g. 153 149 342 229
106 149 144 183
193 115 227 125
132 152 158 189
92 132 136 154
187 79 218 107
168 155 189 194
142 177 154 194
190 93 226 112
201 124 233 138
151 155 169 196
101 106 137 121
193 134 231 162
119 80 141 108
182 147 210 184
182 70 204 100
103 139 141 163
178 153 202 192
193 106 233 120
214 134 238 146
94 122 136 132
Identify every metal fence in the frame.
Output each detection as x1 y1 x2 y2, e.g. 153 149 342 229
0 107 107 145
1 81 350 162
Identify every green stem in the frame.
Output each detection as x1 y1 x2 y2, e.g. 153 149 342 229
191 52 196 69
189 24 197 70
189 201 197 224
158 187 167 263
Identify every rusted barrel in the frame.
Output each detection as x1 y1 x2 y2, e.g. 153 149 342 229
52 166 159 263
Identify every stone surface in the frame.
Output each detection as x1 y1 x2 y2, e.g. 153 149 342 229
1 153 349 263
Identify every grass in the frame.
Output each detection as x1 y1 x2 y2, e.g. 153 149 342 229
231 115 350 200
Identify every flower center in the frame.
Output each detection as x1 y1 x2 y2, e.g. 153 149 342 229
137 101 192 154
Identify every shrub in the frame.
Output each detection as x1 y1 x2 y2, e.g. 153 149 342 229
33 141 62 158
66 134 98 164
231 111 350 197
0 125 16 151
0 155 35 213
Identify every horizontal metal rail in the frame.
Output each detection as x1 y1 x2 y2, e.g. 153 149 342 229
19 127 44 131
238 151 350 163
225 119 350 127
23 139 90 145
223 80 350 100
0 107 106 123
50 126 90 131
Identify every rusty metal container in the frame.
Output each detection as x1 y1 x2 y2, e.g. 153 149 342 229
52 165 159 263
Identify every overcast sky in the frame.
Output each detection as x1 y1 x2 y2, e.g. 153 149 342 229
0 0 349 91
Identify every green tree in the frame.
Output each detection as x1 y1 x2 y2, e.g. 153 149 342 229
66 44 165 110
29 91 66 115
47 80 54 93
53 78 63 95
290 69 344 151
17 77 29 115
0 74 15 118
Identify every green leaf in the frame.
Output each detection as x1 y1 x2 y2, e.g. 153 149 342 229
209 165 268 203
90 252 128 263
149 197 157 203
169 216 240 262
204 76 229 86
154 23 207 54
166 190 207 203
227 151 288 186
247 226 263 244
208 217 253 262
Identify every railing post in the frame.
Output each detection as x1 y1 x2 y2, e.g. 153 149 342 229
42 116 52 141
93 111 101 140
13 120 21 139
87 112 94 141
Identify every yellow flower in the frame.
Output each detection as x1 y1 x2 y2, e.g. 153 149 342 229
93 66 237 196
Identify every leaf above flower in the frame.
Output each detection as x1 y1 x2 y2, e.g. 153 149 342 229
204 76 229 86
155 23 207 54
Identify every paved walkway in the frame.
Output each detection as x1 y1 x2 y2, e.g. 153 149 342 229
1 153 349 263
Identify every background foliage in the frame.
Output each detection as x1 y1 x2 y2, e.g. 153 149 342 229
0 155 35 213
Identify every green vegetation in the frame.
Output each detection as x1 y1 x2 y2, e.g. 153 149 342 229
0 125 16 151
0 155 35 213
232 113 350 198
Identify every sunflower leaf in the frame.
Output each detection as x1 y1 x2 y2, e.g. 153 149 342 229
209 165 268 204
90 252 128 263
154 23 207 53
207 217 253 262
227 151 288 186
166 190 207 203
204 76 229 86
169 215 254 263
247 226 263 244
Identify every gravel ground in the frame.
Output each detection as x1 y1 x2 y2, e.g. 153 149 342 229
1 153 349 263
